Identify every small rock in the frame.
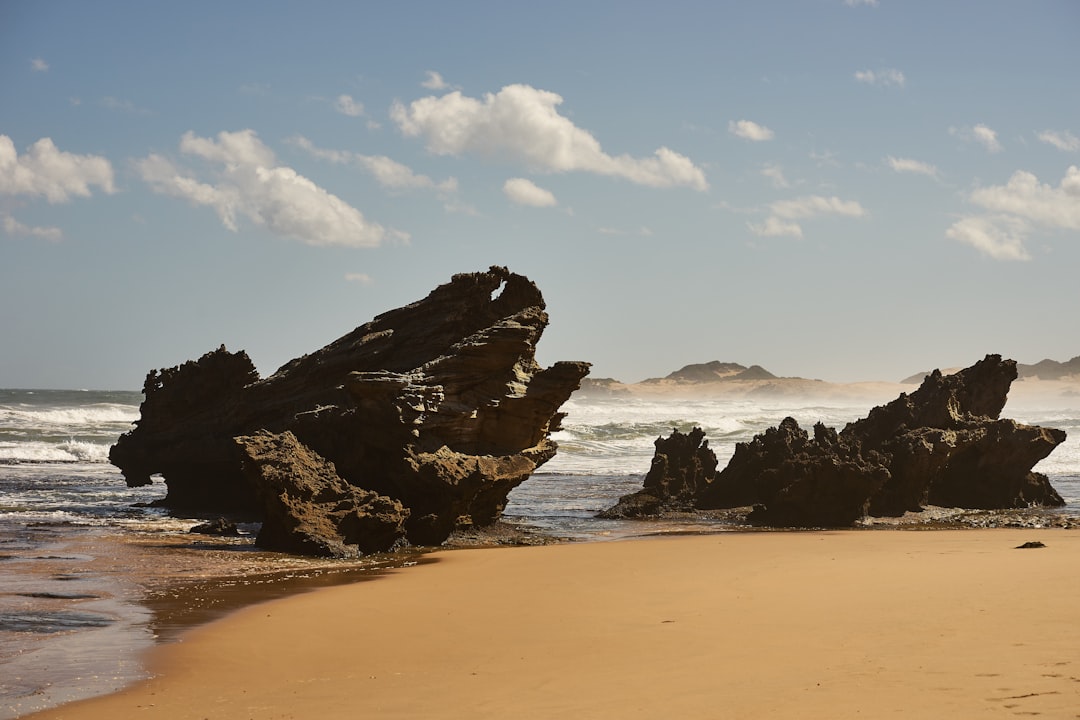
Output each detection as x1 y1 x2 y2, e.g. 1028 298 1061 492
189 517 239 536
1015 540 1046 549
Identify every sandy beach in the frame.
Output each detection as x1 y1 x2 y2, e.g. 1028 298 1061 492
23 528 1080 719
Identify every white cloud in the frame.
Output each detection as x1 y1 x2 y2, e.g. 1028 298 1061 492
421 71 450 90
0 135 115 202
950 124 1002 153
769 195 867 219
854 68 906 87
968 166 1080 229
750 194 867 239
345 272 373 284
503 177 557 207
2 213 63 241
844 0 879 5
290 135 457 194
334 94 365 117
729 120 774 142
760 163 790 188
886 156 939 177
1037 130 1080 152
138 129 398 247
946 216 1030 261
747 216 803 238
391 84 708 191
31 58 49 72
947 166 1080 260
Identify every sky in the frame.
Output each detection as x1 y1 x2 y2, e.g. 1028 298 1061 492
2 0 1079 390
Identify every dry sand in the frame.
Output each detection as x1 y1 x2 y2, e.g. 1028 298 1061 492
28 529 1080 719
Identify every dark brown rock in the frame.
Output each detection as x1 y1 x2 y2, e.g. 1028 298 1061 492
600 427 717 518
110 267 589 551
235 430 408 557
605 354 1066 527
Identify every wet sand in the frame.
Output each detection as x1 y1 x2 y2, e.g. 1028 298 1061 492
25 528 1080 719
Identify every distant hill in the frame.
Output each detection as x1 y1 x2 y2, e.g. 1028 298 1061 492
642 361 778 384
901 355 1080 384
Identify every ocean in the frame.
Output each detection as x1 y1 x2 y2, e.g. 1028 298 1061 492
2 388 1079 717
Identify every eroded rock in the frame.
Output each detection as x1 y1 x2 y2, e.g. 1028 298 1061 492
110 267 589 551
603 355 1066 527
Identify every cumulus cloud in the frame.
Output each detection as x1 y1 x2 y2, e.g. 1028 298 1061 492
886 156 939 177
138 129 399 247
345 272 373 284
391 83 708 191
2 213 63 241
729 120 774 142
503 177 557 207
749 194 867 238
31 58 49 72
334 94 365 117
1037 130 1080 152
0 134 115 202
854 68 906 87
421 71 451 90
290 135 457 194
946 216 1030 261
950 124 1002 153
969 166 1080 228
947 166 1080 260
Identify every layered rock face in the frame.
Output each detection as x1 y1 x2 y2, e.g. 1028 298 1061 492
603 355 1065 526
110 267 590 553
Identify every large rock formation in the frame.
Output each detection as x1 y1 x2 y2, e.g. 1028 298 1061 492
110 267 590 551
597 426 717 518
603 355 1066 526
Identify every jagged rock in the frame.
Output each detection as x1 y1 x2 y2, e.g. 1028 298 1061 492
235 431 408 557
189 517 240 536
600 427 717 518
604 355 1065 527
110 267 590 551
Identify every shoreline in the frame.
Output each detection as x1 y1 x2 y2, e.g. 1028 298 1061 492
23 527 1080 719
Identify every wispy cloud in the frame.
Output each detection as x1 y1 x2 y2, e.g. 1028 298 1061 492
503 177 557 207
749 195 867 238
2 213 63 241
854 68 906 87
1037 130 1080 152
100 96 153 115
0 134 115 202
950 124 1002 153
844 0 879 6
290 135 457 195
947 165 1080 260
334 94 365 117
728 119 774 142
138 129 403 247
760 163 790 188
886 156 939 178
31 58 49 72
391 83 708 191
421 70 452 91
345 272 373 285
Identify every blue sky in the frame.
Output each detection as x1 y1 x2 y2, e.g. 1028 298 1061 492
2 0 1078 389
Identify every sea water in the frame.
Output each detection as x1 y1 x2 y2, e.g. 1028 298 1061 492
2 388 1078 717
